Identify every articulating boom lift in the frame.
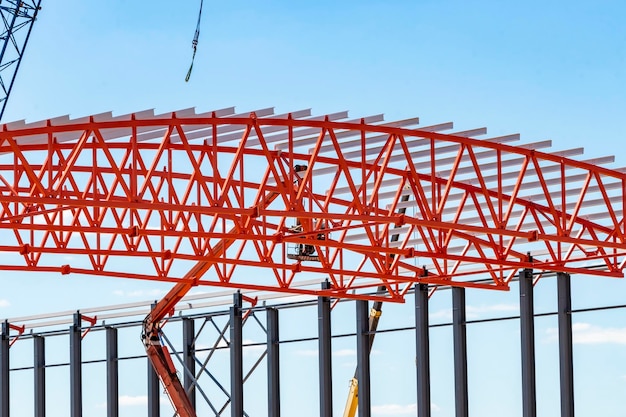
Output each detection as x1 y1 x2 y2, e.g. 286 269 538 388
141 165 315 417
142 193 279 416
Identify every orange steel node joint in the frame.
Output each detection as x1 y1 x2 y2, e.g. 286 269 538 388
0 107 625 302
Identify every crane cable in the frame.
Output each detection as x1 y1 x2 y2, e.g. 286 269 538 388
185 0 203 82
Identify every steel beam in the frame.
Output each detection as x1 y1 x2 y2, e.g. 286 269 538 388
0 321 9 417
34 335 45 417
106 327 118 417
415 283 431 417
230 292 243 417
452 287 468 417
183 318 196 410
70 313 82 417
356 300 371 417
519 269 536 417
267 307 281 417
557 273 574 417
318 280 333 417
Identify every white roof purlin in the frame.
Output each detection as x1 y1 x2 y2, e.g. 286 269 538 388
272 114 386 151
217 110 350 147
344 192 624 245
330 134 523 196
315 117 426 154
314 139 555 182
8 106 240 147
131 106 280 144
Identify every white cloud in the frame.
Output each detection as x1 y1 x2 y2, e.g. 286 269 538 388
113 288 168 298
466 303 518 319
372 403 439 415
334 349 356 357
295 349 318 357
430 303 518 321
296 348 382 357
0 299 9 308
96 395 169 408
429 309 452 321
119 395 148 406
545 322 626 345
243 339 266 354
296 348 378 357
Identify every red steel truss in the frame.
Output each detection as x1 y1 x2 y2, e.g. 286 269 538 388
1 107 625 302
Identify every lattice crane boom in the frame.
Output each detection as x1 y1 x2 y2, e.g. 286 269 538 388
0 0 41 121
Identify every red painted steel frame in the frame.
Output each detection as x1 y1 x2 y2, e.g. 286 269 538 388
1 110 625 302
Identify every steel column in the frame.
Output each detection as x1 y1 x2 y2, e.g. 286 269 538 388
183 318 196 410
147 305 160 417
356 300 371 417
70 313 82 417
0 321 9 417
147 355 160 417
557 273 574 417
230 292 244 417
34 335 45 417
415 283 431 417
452 287 468 417
267 307 281 417
318 280 333 417
106 327 118 417
519 269 536 417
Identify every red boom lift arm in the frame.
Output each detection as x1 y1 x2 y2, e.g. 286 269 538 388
141 171 300 416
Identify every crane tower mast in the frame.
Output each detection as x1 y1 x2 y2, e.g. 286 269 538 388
0 0 41 121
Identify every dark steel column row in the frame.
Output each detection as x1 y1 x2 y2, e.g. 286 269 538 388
0 272 578 417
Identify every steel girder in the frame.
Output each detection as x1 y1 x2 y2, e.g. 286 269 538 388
0 108 625 301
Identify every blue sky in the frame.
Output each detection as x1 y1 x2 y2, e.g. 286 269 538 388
2 1 626 416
